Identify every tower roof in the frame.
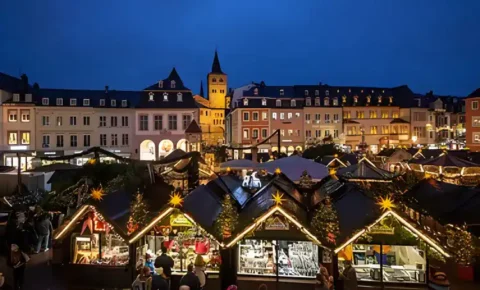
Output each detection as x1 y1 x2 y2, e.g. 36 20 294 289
144 67 190 91
211 50 224 74
185 119 202 134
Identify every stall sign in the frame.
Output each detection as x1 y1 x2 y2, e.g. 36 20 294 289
170 214 193 227
370 224 395 235
264 216 289 231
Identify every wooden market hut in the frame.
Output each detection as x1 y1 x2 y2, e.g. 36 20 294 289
335 157 398 183
257 155 329 182
375 148 412 173
320 153 358 170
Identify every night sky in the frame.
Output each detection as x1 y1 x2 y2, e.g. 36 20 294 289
1 0 479 96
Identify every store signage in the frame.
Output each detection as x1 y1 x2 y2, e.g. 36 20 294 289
170 214 192 227
264 216 289 231
242 171 262 190
10 145 27 151
370 224 395 235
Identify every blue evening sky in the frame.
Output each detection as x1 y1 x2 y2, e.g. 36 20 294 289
0 0 479 96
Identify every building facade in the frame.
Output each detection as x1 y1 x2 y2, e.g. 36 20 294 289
466 89 480 151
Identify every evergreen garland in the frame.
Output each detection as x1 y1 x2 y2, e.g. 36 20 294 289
215 194 239 240
128 191 150 234
446 225 475 264
312 197 340 245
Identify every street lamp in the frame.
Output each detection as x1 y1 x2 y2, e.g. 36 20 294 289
412 135 417 147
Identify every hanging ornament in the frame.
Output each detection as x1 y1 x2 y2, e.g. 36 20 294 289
169 192 184 207
81 212 94 235
90 186 105 201
271 191 285 206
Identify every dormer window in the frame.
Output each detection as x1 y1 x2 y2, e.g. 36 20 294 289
306 97 311 106
342 96 347 104
314 97 320 106
148 92 154 102
354 96 358 104
378 96 382 104
304 90 308 96
315 90 319 96
163 92 168 102
219 78 224 83
324 97 330 106
243 98 249 106
70 98 77 106
261 98 267 106
333 97 339 106
13 94 20 102
279 89 285 96
171 80 176 88
325 90 330 96
212 78 217 83
100 99 105 106
389 96 394 104
158 81 163 88
122 100 128 107
111 99 116 107
366 96 371 103
276 99 281 107
42 98 49 105
254 88 259 95
56 98 63 106
83 99 90 106
25 94 32 102
291 99 296 107
177 93 183 102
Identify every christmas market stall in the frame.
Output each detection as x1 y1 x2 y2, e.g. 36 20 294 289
128 193 223 290
374 148 412 173
52 188 133 289
319 153 358 170
257 155 329 183
330 183 452 288
407 152 480 185
335 156 398 183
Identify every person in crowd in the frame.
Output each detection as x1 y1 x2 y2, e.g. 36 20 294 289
339 260 358 290
154 244 174 288
193 254 206 289
132 266 152 290
145 254 155 274
8 244 29 290
34 212 53 253
151 267 169 290
179 264 200 290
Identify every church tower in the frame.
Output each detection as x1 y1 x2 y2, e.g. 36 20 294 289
207 50 228 109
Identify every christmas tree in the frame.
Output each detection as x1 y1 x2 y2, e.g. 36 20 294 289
312 197 340 245
215 194 239 240
128 191 150 234
447 225 475 264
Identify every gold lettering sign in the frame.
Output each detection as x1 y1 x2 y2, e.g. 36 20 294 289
264 216 289 231
170 214 192 227
370 224 395 235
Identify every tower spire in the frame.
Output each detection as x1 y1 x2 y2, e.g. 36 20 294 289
200 81 204 97
211 50 224 74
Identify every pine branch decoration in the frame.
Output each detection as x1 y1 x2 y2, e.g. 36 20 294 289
215 194 239 240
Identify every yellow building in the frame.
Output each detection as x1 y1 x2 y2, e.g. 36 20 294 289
194 51 230 145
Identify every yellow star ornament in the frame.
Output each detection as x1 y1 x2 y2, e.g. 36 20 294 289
377 196 396 212
169 192 184 207
272 191 285 206
91 187 105 201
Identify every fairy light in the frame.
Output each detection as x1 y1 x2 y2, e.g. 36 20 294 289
54 205 89 240
129 207 174 244
182 213 224 247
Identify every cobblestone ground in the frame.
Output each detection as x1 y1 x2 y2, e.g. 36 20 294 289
0 252 478 290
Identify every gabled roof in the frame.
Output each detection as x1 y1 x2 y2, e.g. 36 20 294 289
467 88 480 98
0 72 25 93
185 119 202 133
410 153 480 167
210 50 224 75
136 91 197 109
144 67 190 91
336 157 397 181
220 159 257 170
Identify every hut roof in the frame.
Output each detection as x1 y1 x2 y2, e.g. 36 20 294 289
336 158 397 181
409 154 479 167
258 155 329 182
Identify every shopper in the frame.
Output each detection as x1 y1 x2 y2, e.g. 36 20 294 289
193 255 206 289
151 267 169 290
132 266 152 290
339 260 358 290
8 244 29 290
145 254 155 274
34 213 53 253
154 244 174 288
179 264 200 290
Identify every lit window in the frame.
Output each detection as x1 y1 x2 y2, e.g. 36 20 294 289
314 97 320 106
177 93 183 102
291 99 296 107
149 92 155 102
262 98 267 106
56 98 63 106
8 132 17 145
122 100 128 107
70 98 77 106
272 112 277 120
171 80 176 88
163 93 168 102
305 97 311 106
324 97 329 106
243 98 249 106
42 98 49 105
83 99 90 106
474 134 480 143
243 129 249 139
21 132 30 145
262 112 267 120
333 97 338 106
287 113 292 119
276 99 281 107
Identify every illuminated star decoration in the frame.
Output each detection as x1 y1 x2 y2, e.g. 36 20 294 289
90 186 105 201
88 158 96 165
275 167 282 175
271 191 285 206
377 196 396 212
169 192 184 207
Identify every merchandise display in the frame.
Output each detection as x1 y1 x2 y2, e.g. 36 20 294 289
338 244 426 284
238 239 319 278
71 233 129 266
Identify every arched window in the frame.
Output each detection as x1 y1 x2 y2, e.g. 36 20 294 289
170 80 176 88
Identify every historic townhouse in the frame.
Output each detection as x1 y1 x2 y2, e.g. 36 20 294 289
134 68 199 160
193 51 231 145
465 88 480 151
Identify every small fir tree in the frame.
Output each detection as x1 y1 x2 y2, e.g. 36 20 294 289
215 194 239 240
312 197 340 245
447 225 475 264
128 191 150 234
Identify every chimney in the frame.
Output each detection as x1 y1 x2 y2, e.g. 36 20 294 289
105 85 109 93
20 74 29 93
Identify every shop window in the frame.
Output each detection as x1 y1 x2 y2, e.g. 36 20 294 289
71 211 129 266
238 239 319 277
135 212 221 273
